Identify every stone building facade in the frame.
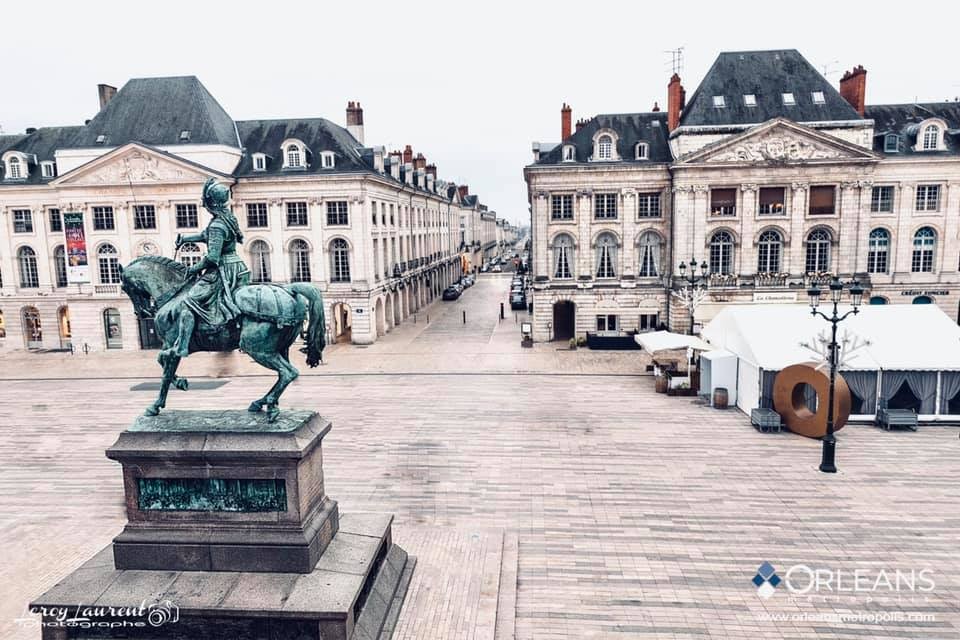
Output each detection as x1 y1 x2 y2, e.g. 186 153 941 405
0 77 495 351
525 50 960 342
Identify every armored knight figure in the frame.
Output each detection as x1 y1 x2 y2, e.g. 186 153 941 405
159 178 250 358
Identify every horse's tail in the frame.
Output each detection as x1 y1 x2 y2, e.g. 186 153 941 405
285 283 326 367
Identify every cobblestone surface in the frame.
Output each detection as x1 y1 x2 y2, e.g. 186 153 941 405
2 275 959 639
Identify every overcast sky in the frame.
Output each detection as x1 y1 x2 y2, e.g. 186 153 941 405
3 1 957 226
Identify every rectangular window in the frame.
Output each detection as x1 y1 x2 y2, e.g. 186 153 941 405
637 193 661 218
48 208 62 232
782 93 795 105
712 95 725 108
254 155 265 171
551 194 573 220
13 209 33 233
246 203 268 228
286 201 308 227
710 188 736 216
41 162 55 178
884 135 900 153
93 206 115 230
595 315 618 332
594 193 617 219
133 205 157 230
808 186 835 215
176 204 198 228
326 201 349 226
915 185 941 212
758 188 785 215
743 94 756 107
811 91 825 104
870 186 894 213
639 313 659 332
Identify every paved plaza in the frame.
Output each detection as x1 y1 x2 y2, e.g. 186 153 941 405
2 275 959 639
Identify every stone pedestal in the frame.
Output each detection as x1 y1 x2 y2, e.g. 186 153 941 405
31 410 413 640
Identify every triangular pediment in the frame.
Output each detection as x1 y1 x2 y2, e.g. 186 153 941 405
53 143 226 187
678 118 879 165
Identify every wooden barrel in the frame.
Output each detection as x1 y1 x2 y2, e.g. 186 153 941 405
713 387 729 409
655 375 668 394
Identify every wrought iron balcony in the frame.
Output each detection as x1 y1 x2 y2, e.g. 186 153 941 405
707 274 739 289
754 272 789 287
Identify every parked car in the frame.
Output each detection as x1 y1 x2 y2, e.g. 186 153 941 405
510 293 526 310
442 286 461 301
479 263 489 273
491 265 502 273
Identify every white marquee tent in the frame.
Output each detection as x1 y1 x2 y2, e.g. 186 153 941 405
701 305 960 420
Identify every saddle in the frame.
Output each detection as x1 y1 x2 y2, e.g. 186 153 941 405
234 284 306 327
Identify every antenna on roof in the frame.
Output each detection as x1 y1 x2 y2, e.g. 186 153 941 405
820 59 841 79
664 47 684 75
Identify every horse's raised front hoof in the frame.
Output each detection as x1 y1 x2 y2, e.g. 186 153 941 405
174 377 189 391
248 401 263 413
266 406 280 423
144 405 160 417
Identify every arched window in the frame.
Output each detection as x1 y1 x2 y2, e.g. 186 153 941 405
18 246 39 288
756 230 782 273
53 245 67 287
595 233 617 278
553 234 574 279
867 228 889 274
179 242 202 267
7 156 22 179
286 145 302 168
249 240 271 283
103 308 122 348
869 296 888 305
597 135 613 160
913 295 933 305
637 231 661 277
709 231 734 275
0 310 5 338
22 306 42 348
289 239 311 282
804 228 831 273
330 239 351 282
911 227 936 272
98 244 121 284
922 125 940 151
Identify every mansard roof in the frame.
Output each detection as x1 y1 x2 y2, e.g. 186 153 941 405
679 50 862 128
73 76 240 148
536 112 672 164
866 102 960 156
234 118 367 175
0 126 84 183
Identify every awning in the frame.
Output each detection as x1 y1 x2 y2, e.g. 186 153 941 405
634 331 712 353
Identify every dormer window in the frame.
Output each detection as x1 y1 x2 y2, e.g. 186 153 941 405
884 134 900 153
712 95 726 108
811 91 825 105
41 161 55 178
562 145 576 162
95 134 106 144
320 151 335 169
252 153 267 171
782 93 795 106
922 124 941 151
597 135 613 160
635 143 649 160
591 130 620 162
287 145 302 167
179 130 191 142
743 94 757 107
281 140 309 169
7 156 22 179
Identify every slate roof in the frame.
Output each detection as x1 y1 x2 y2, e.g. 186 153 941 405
866 103 960 156
536 112 671 165
72 76 240 148
234 118 366 176
679 50 863 128
0 126 83 183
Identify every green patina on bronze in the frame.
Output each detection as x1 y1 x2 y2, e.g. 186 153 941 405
119 179 326 423
130 409 317 433
137 477 287 512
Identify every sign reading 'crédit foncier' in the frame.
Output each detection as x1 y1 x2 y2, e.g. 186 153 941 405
901 290 949 296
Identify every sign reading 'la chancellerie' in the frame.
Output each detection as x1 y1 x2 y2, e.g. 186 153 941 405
63 212 90 284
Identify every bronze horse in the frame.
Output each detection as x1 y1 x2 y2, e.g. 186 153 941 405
120 256 325 421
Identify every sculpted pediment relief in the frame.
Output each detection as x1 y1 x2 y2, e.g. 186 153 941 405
58 146 214 186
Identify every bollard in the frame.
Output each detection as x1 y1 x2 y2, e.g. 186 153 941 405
515 313 518 323
500 302 504 320
427 314 430 324
462 310 466 324
413 314 417 324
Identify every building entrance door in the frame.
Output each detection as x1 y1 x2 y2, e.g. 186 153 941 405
22 307 42 349
552 301 575 341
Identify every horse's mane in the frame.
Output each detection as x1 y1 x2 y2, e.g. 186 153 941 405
132 254 187 275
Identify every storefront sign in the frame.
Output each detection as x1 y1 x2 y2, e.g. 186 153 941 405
754 291 798 303
63 212 90 283
901 290 949 296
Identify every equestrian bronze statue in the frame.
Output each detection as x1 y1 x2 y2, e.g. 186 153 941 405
120 178 325 422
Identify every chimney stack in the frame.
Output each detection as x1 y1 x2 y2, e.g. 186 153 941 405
98 84 117 110
839 65 867 117
458 185 469 200
561 103 572 140
403 144 413 164
346 101 365 144
575 118 589 133
389 151 402 180
667 74 685 132
425 163 437 178
413 153 427 170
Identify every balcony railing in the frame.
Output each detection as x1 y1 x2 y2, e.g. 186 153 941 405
754 273 789 287
707 274 739 288
804 273 834 287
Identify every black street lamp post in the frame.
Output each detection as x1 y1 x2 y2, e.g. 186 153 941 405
677 258 709 335
807 277 865 473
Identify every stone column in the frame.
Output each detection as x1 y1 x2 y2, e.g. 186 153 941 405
691 184 709 264
739 183 758 275
670 185 693 276
895 184 914 275
789 182 808 275
838 181 861 276
578 191 593 277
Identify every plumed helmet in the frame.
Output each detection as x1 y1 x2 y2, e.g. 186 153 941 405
202 178 230 210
